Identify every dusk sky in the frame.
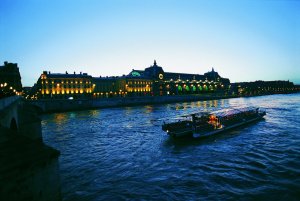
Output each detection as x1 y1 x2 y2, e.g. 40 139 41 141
1 0 299 86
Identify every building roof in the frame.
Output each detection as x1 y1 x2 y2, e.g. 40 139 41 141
42 72 92 79
127 61 229 82
163 72 205 81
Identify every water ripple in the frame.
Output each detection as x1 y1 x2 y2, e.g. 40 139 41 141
42 93 300 200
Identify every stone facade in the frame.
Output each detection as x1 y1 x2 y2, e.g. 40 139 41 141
0 97 61 201
31 71 93 100
0 62 22 98
230 80 297 95
30 61 230 100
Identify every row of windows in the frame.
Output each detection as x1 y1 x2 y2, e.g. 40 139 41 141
127 89 151 92
40 78 222 88
41 89 92 94
173 84 224 87
126 84 151 88
41 79 92 84
127 81 152 85
42 84 92 88
93 91 128 95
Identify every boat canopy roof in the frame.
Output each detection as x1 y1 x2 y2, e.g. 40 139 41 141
182 111 210 118
162 107 259 123
177 107 258 119
162 111 209 123
210 107 258 118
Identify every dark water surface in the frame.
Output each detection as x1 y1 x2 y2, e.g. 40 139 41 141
42 94 300 201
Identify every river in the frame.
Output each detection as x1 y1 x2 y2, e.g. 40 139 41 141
42 93 300 201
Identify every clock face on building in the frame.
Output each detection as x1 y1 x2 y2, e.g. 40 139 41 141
159 73 164 80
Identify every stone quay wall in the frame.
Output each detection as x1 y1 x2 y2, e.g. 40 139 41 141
29 94 234 113
28 91 300 114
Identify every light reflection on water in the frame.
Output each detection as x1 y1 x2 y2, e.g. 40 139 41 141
42 94 300 201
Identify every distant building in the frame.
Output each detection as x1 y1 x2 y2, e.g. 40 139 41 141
31 71 94 99
0 61 22 92
31 61 230 99
122 60 230 96
22 86 32 99
92 60 230 98
231 80 296 95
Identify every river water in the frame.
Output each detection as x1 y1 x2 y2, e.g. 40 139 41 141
42 94 300 201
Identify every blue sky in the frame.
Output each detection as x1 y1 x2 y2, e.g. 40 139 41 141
1 0 299 86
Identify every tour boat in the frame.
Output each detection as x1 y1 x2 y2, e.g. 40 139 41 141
162 112 207 137
162 107 266 138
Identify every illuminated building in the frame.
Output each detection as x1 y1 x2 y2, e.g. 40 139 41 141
91 60 230 98
123 60 230 96
92 74 152 98
230 80 296 95
92 76 126 98
31 60 231 100
0 61 22 92
14 60 300 100
0 61 23 98
34 71 93 99
124 74 153 96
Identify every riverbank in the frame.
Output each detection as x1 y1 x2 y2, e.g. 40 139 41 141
27 92 299 113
